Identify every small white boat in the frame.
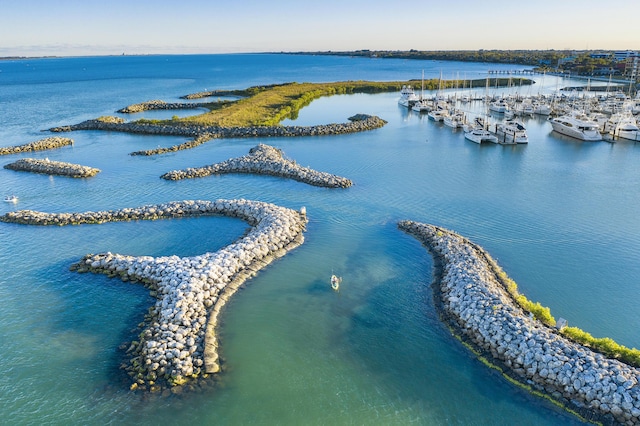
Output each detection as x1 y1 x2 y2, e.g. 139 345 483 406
494 120 529 144
330 274 342 291
411 99 432 113
443 111 466 129
489 99 510 113
427 108 449 122
464 127 498 144
4 195 18 203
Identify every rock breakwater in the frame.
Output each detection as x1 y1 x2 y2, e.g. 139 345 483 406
49 114 387 156
161 144 353 188
4 158 100 178
398 220 640 425
2 199 307 393
117 100 207 113
0 137 73 155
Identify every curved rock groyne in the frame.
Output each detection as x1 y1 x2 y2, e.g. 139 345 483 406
0 137 73 156
398 220 640 425
2 199 307 393
117 100 208 113
161 144 353 188
4 158 100 178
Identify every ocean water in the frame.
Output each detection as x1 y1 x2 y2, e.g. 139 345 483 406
1 53 639 425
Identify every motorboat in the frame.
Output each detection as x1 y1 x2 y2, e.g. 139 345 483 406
604 113 640 141
494 120 528 144
489 99 510 113
398 86 419 108
464 127 498 144
548 111 603 141
4 195 18 203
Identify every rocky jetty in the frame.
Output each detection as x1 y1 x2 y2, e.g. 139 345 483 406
161 144 353 188
0 137 73 155
117 100 207 113
1 200 307 393
398 220 640 425
181 90 241 100
4 158 100 178
49 114 387 156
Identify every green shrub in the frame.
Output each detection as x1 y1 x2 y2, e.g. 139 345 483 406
561 327 640 367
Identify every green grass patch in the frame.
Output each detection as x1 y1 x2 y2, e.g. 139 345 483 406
491 255 640 368
151 78 531 128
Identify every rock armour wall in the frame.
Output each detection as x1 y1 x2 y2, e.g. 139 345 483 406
398 220 640 425
2 199 307 394
4 158 100 177
161 144 352 188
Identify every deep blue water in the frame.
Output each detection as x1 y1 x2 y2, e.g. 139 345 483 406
1 53 639 425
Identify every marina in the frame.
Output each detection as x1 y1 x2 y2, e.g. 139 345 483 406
397 79 639 144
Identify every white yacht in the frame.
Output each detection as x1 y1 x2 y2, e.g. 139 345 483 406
411 98 432 113
549 111 603 141
489 99 510 113
532 102 552 116
494 120 528 144
427 108 449 122
604 113 640 141
443 111 466 129
398 86 419 108
464 127 498 144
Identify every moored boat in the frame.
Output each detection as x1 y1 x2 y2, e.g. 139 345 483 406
398 86 419 108
548 111 603 141
427 108 449 122
493 120 528 144
464 127 498 144
604 113 640 141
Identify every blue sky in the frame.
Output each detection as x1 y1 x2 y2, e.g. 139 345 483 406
1 0 637 57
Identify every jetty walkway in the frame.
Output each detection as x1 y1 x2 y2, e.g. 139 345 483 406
399 220 640 425
1 199 307 393
161 144 352 188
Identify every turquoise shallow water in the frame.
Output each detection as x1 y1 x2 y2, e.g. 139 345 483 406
1 54 639 425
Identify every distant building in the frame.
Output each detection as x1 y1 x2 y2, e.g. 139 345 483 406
614 51 638 61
